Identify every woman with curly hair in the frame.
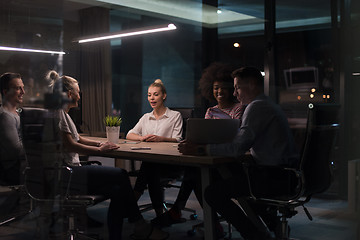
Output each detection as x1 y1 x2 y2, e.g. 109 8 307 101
199 62 245 119
152 63 246 237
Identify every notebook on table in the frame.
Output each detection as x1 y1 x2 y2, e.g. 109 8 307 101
185 118 240 144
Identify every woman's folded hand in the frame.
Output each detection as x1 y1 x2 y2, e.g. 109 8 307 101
99 142 119 151
141 134 164 142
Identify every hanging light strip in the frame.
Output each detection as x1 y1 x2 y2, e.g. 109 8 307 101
0 46 65 55
78 24 177 44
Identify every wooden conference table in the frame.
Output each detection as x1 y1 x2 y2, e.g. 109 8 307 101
86 137 236 240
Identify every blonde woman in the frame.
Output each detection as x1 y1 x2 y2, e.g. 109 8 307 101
47 71 168 240
127 79 183 217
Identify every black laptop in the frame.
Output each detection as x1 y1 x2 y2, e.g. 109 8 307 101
185 118 240 144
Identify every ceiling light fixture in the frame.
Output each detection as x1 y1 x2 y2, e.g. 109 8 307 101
78 24 177 44
0 46 65 55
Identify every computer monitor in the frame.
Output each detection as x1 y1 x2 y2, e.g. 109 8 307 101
284 67 319 90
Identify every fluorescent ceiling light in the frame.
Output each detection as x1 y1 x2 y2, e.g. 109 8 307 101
0 46 65 55
78 23 176 43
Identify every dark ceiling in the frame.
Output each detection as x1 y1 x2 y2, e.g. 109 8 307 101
0 0 333 49
0 0 332 24
221 0 331 20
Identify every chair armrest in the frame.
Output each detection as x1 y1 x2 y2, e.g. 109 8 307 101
24 166 74 201
242 163 304 202
0 185 24 196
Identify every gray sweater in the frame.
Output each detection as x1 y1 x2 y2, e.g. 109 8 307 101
0 107 25 184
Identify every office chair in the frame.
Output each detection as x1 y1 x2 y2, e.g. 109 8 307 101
0 183 33 226
241 103 340 239
0 108 33 227
21 107 107 239
161 108 197 217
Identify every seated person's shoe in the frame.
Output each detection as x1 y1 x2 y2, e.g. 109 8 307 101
151 209 186 228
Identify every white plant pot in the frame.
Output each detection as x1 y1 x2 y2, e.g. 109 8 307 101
106 126 120 144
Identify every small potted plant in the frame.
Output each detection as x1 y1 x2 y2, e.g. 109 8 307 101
104 115 122 143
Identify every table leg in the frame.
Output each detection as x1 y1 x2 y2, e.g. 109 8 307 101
115 158 125 168
201 166 216 240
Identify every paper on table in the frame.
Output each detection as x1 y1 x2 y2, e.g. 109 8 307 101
131 147 151 150
123 140 140 144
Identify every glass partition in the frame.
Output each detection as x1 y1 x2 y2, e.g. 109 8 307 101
0 0 358 239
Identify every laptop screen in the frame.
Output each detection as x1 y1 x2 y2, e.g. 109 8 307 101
185 118 240 144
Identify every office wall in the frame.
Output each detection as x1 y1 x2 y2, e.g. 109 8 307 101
141 23 201 113
110 12 202 133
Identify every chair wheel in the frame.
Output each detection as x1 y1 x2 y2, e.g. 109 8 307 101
190 213 198 220
187 229 196 236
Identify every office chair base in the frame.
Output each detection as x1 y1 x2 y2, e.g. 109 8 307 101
189 213 198 220
0 198 34 226
68 231 101 240
273 220 298 240
0 210 32 226
139 201 198 222
139 203 154 213
66 213 102 240
187 221 228 239
275 238 298 240
0 215 21 226
163 202 197 221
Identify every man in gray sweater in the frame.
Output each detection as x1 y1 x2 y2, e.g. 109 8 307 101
0 72 26 185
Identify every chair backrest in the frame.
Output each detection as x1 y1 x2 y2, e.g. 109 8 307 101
21 107 49 168
21 107 48 143
21 107 68 200
21 107 64 166
170 108 194 139
299 103 340 197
